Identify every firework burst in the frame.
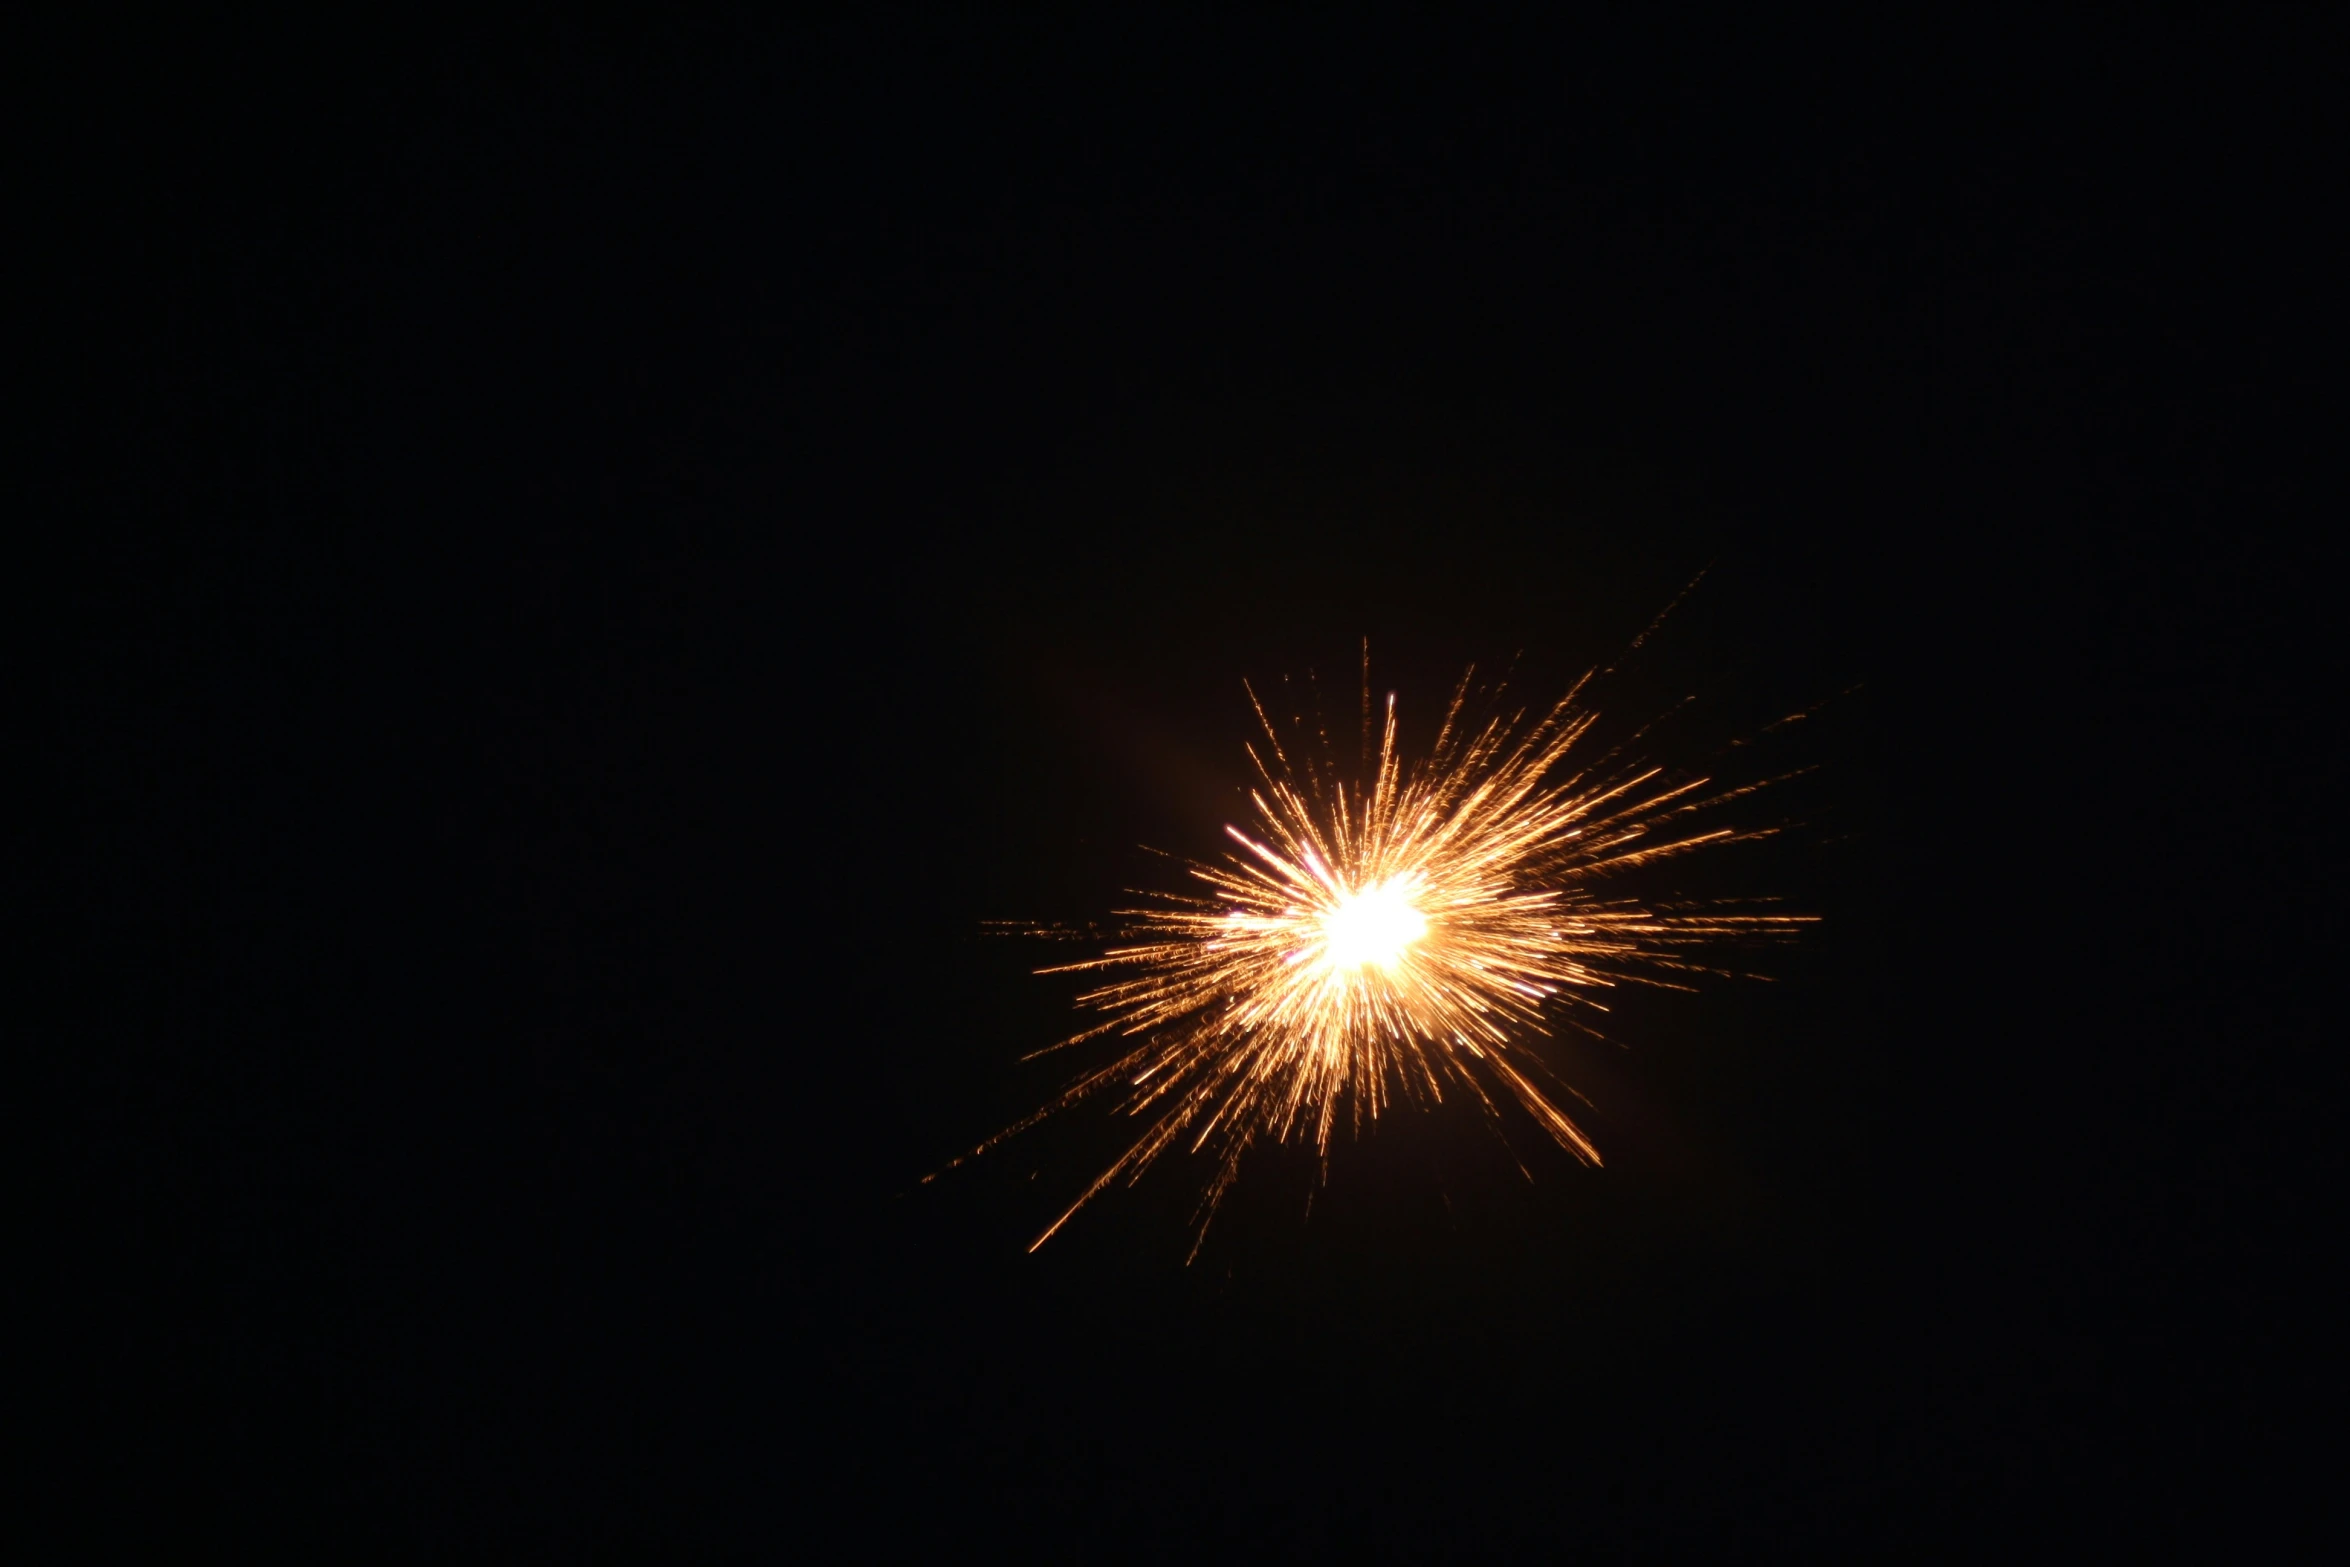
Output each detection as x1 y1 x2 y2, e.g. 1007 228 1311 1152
963 652 1813 1256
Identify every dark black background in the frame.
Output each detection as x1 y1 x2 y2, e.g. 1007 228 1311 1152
30 14 2335 1558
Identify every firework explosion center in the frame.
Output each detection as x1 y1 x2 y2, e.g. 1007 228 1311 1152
1314 876 1431 974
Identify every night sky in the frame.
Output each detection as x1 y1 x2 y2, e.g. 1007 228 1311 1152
34 16 2333 1557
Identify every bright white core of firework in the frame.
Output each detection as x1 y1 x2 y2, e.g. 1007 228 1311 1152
1317 875 1429 972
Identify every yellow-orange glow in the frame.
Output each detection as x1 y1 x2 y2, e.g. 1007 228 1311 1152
959 663 1813 1256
